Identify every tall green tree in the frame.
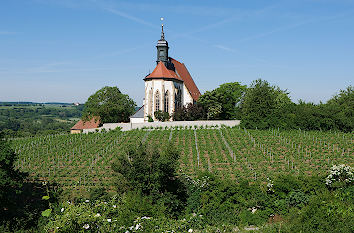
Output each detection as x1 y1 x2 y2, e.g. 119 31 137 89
0 133 24 216
326 85 353 132
240 79 292 129
198 82 246 120
82 86 136 123
0 132 27 229
0 133 57 231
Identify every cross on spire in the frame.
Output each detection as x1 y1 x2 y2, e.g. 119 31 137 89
160 17 165 40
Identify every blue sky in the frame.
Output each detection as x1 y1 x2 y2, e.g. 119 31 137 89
0 0 353 105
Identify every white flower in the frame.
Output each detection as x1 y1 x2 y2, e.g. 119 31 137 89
61 208 64 212
251 207 257 214
112 205 117 208
107 219 112 222
85 199 89 203
94 213 101 217
326 164 353 187
135 223 141 230
188 229 193 232
83 224 90 229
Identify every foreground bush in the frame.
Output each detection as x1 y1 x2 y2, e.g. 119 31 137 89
42 168 353 232
112 143 187 217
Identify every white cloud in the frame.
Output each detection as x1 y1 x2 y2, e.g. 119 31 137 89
236 11 353 43
213 44 236 53
101 7 158 29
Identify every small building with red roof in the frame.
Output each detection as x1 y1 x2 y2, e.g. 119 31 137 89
143 23 201 121
70 117 101 134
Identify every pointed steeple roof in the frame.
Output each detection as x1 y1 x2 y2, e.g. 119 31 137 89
145 61 183 81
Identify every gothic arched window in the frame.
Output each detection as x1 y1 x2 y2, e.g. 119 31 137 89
174 88 182 110
164 91 169 113
148 89 153 115
155 90 160 112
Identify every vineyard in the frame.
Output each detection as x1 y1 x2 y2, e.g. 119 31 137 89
11 127 353 197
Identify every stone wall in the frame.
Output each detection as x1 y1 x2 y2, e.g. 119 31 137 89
83 120 240 133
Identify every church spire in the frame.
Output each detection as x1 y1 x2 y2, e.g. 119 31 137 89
161 23 165 40
161 18 165 40
156 17 169 65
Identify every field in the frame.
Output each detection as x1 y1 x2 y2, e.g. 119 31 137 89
11 127 353 196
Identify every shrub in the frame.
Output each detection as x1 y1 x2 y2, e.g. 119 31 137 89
112 143 187 217
285 192 353 233
154 110 170 122
286 190 308 207
147 115 153 122
173 103 206 121
89 187 108 201
325 164 353 188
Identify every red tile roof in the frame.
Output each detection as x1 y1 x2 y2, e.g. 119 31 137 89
71 117 100 130
170 58 201 101
145 61 183 81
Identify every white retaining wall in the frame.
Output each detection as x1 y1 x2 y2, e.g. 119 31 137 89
83 120 240 133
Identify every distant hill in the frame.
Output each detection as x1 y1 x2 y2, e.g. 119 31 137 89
0 102 79 106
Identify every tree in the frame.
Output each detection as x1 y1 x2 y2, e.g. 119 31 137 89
154 110 170 122
82 86 136 124
291 86 353 132
172 103 206 121
0 133 24 220
206 104 222 120
112 143 180 195
198 82 246 120
112 144 187 216
326 86 353 132
240 79 292 129
1 132 58 231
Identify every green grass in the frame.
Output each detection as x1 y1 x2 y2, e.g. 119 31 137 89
11 127 353 197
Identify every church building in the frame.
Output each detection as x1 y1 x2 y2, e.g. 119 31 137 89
143 24 201 121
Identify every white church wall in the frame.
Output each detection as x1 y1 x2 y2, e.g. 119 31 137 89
144 79 179 121
182 83 194 106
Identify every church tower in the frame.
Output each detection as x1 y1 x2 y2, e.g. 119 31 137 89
143 21 201 122
156 24 168 65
